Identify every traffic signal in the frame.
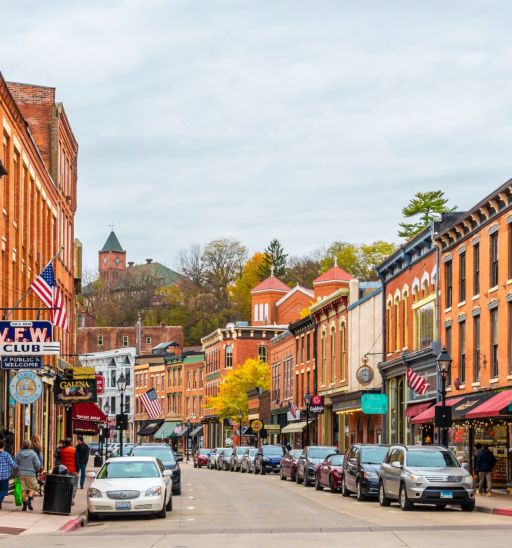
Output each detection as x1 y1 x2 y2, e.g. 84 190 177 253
116 413 128 430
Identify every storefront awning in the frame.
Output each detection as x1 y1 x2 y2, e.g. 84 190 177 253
465 390 512 419
405 400 435 418
281 421 307 434
153 421 179 439
173 425 189 437
410 397 464 424
72 402 107 422
73 420 99 434
189 425 204 437
451 392 496 421
137 419 164 436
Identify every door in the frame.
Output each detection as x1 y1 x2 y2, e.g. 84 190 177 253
386 448 404 498
345 447 360 491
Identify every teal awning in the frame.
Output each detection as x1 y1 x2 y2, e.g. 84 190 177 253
153 421 179 439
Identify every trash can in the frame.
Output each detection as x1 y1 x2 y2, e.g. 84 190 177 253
42 474 74 515
94 454 103 467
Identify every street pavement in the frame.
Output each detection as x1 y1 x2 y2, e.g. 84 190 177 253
1 462 512 547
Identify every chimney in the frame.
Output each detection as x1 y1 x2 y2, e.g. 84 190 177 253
128 261 134 267
146 258 153 264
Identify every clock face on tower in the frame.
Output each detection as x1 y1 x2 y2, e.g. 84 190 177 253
114 257 121 265
102 257 108 265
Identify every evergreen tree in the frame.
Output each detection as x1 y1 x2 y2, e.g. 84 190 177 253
258 239 288 279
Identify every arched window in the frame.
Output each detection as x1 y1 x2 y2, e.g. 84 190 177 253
340 322 347 381
258 345 268 363
321 331 327 386
403 293 409 348
225 345 233 368
330 326 336 383
395 297 400 350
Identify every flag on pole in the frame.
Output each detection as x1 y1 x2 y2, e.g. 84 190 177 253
30 262 69 330
289 402 299 419
140 388 163 418
405 367 429 396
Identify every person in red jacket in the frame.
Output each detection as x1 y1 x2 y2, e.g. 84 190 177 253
58 438 78 503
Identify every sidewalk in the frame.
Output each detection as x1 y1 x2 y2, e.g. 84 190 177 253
473 490 512 516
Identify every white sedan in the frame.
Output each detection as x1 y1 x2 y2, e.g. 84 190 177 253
87 456 173 520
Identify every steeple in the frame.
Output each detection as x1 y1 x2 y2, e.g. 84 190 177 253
99 230 126 284
100 231 124 253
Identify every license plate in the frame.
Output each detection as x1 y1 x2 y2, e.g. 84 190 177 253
440 491 453 499
116 501 131 510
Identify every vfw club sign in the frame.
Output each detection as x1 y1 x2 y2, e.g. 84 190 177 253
0 321 60 360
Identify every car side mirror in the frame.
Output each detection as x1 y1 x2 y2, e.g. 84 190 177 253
391 461 402 469
163 470 172 477
87 471 97 478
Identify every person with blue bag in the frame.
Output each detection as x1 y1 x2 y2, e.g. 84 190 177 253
0 439 16 510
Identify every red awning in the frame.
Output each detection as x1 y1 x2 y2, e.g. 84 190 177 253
72 402 107 422
405 400 435 418
73 420 99 434
410 397 464 425
465 390 512 419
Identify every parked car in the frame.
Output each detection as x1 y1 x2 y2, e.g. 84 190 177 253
110 443 135 457
217 448 234 470
378 445 475 512
315 453 345 492
342 444 389 500
130 444 181 495
230 446 248 471
296 446 338 487
208 448 221 469
87 456 173 520
193 448 211 468
254 445 286 475
279 449 303 481
240 448 258 473
88 442 100 455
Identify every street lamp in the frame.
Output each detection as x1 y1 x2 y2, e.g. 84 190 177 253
117 373 127 457
238 411 244 447
103 400 111 462
186 417 192 462
304 391 312 447
437 347 453 447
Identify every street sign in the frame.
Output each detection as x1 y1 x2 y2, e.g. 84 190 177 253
361 394 388 414
251 419 263 432
9 371 43 404
0 342 60 356
1 356 42 370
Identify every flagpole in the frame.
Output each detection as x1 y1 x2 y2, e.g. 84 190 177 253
5 246 64 319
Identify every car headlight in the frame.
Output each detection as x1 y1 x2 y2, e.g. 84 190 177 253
363 471 379 480
145 486 163 497
88 488 102 498
463 475 474 486
406 473 425 483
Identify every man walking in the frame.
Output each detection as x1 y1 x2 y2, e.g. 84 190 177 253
15 440 41 511
75 436 90 489
59 438 78 503
0 440 16 509
476 445 496 496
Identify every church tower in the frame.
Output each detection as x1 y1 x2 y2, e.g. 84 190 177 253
99 231 126 285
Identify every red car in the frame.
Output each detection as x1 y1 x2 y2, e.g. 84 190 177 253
315 453 344 492
279 449 303 482
193 448 211 468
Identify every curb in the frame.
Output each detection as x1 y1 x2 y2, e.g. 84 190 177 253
474 505 512 517
59 513 86 533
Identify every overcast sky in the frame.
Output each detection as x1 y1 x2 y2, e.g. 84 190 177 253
2 1 512 271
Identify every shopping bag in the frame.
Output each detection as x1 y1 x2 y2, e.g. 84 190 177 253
14 478 23 506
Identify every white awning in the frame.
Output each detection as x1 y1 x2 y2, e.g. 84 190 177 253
281 421 308 434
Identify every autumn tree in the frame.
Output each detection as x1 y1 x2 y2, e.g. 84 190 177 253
285 251 323 287
258 239 288 280
398 190 456 240
230 253 265 320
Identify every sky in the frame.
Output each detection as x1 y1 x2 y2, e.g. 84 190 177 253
2 1 512 271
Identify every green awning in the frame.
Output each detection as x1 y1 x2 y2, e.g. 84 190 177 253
153 421 180 439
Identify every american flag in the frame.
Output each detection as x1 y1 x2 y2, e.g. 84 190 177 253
140 388 163 418
406 367 429 396
30 262 68 330
289 402 299 419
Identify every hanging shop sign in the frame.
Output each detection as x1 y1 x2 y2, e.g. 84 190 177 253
9 371 43 405
1 356 42 370
64 367 96 380
310 395 325 414
0 320 58 356
251 419 263 432
361 393 388 415
54 378 97 403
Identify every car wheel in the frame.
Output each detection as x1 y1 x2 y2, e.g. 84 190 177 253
303 474 311 487
341 478 351 497
254 464 260 475
434 504 445 510
461 501 475 512
155 500 167 519
378 482 391 507
356 481 366 501
329 475 338 493
87 511 98 522
399 484 414 511
315 476 323 491
166 493 173 511
280 468 286 481
193 463 197 468
291 470 297 482
198 464 202 469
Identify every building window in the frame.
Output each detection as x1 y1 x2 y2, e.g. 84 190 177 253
295 338 299 363
445 260 452 308
491 308 499 378
490 233 499 288
125 368 131 387
97 334 103 347
110 397 116 414
403 294 409 348
473 243 480 295
459 321 466 384
110 369 116 388
459 252 466 303
258 345 267 363
321 331 327 386
145 337 152 344
473 315 480 381
301 337 304 363
225 345 233 368
387 302 393 352
395 298 400 350
445 325 452 386
509 303 512 375
414 301 435 350
509 225 512 280
340 322 347 381
254 304 258 322
330 326 336 383
306 333 310 361
264 303 269 322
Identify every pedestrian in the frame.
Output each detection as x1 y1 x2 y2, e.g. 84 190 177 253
476 445 496 497
31 435 44 468
15 440 41 511
75 435 90 489
474 443 485 493
0 440 16 510
59 438 78 504
285 442 292 452
54 439 64 466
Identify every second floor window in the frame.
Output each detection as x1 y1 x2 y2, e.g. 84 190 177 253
445 260 453 308
490 233 499 288
459 321 466 384
415 301 435 350
473 315 480 382
225 345 233 368
340 322 347 381
330 326 336 383
97 334 103 347
473 243 480 295
258 345 268 363
491 308 499 378
122 335 129 347
459 252 466 303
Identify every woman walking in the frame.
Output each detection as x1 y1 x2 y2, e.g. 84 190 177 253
15 440 41 511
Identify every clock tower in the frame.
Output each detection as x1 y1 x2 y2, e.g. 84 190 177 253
99 230 126 285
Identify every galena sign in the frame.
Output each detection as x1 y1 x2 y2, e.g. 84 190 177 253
0 321 59 356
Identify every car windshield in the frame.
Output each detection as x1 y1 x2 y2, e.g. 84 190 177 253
223 449 233 457
291 450 302 458
249 449 257 457
236 447 246 455
329 455 344 466
98 461 160 479
131 447 176 465
263 446 284 456
199 449 211 455
309 447 336 459
360 447 388 464
406 450 459 468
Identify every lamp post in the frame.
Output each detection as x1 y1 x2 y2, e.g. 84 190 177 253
304 391 312 447
117 372 127 456
103 400 111 463
437 347 453 447
238 411 244 447
186 417 192 462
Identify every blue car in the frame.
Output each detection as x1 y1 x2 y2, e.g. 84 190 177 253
254 445 286 475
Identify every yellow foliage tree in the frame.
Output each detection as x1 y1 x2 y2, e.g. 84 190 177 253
207 358 270 420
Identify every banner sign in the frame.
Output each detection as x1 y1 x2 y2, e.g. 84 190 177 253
54 378 97 403
310 395 324 414
0 321 53 342
1 356 42 370
361 393 388 414
9 371 43 404
0 342 60 356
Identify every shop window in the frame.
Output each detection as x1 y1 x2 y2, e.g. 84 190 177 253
414 301 435 350
491 308 499 377
225 345 233 368
459 321 466 384
473 315 481 381
490 233 499 288
445 260 453 308
459 252 466 302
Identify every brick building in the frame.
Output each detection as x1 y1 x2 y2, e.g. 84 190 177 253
0 73 78 462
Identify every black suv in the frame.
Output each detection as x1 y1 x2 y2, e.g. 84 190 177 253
130 443 182 495
296 446 338 487
342 443 389 500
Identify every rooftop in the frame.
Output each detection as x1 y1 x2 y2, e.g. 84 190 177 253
101 231 124 253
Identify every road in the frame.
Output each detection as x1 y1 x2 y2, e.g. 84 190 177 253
2 462 512 547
